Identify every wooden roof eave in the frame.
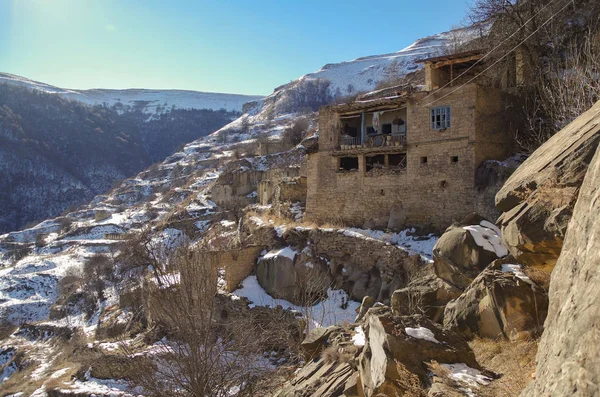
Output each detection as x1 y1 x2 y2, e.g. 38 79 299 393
333 95 409 116
430 54 484 69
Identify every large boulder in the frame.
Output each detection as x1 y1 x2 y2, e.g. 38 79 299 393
496 100 600 270
300 325 341 360
256 246 330 304
391 274 461 323
444 259 548 341
522 140 600 396
433 216 508 289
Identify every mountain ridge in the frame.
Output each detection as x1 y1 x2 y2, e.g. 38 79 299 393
0 72 263 114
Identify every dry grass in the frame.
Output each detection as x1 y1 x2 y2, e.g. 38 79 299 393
469 337 538 396
524 267 552 292
247 209 347 231
321 345 355 365
0 330 90 395
0 322 17 340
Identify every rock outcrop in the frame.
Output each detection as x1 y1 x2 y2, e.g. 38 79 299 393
256 246 330 303
522 141 600 396
247 219 427 304
433 215 508 289
444 259 548 341
275 306 486 397
496 100 600 270
391 274 461 323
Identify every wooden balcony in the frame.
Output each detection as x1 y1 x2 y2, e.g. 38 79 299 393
333 134 407 156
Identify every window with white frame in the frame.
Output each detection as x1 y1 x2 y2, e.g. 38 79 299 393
431 106 451 130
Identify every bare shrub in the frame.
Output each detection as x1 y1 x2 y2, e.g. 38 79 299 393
35 233 47 248
322 345 355 365
83 254 114 300
468 0 600 150
55 216 73 232
469 337 538 396
516 28 600 151
126 245 291 397
282 118 310 146
116 227 177 287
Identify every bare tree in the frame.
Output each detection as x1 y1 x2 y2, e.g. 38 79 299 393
468 0 600 150
116 227 178 287
125 245 300 396
282 117 310 146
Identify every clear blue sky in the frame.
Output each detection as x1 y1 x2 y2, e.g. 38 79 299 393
0 0 471 96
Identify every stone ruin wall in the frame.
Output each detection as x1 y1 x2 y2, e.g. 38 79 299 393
208 245 265 292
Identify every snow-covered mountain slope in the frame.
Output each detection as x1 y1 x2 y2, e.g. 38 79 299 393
303 25 486 95
0 72 263 114
217 24 486 140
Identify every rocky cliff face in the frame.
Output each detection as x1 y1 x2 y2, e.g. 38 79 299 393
521 111 600 396
485 101 600 395
495 101 600 271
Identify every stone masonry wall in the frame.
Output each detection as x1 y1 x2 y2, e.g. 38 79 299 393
306 84 513 230
208 245 265 292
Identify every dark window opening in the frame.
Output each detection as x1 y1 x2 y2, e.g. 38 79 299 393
420 156 428 165
382 123 392 134
343 124 359 138
366 154 385 172
392 117 406 135
389 153 407 170
366 126 377 135
451 156 459 163
339 157 359 171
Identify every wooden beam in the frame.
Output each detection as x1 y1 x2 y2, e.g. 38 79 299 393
361 112 365 145
431 55 483 69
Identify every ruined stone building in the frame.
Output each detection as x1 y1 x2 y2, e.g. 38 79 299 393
306 51 520 230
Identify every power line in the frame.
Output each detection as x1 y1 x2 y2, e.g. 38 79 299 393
419 0 560 103
422 0 573 108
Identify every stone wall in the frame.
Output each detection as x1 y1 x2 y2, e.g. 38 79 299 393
210 169 264 205
257 166 306 211
306 84 514 230
280 226 425 303
257 141 295 156
208 245 265 292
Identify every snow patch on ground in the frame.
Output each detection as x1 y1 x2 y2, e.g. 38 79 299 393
440 363 492 389
352 326 366 347
233 276 360 330
501 264 532 284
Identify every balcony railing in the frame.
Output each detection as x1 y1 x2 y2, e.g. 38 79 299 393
340 136 361 147
338 133 406 150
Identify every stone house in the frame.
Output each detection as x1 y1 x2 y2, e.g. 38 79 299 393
305 51 520 230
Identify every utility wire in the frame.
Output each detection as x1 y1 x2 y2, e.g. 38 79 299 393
419 0 560 103
422 0 573 108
